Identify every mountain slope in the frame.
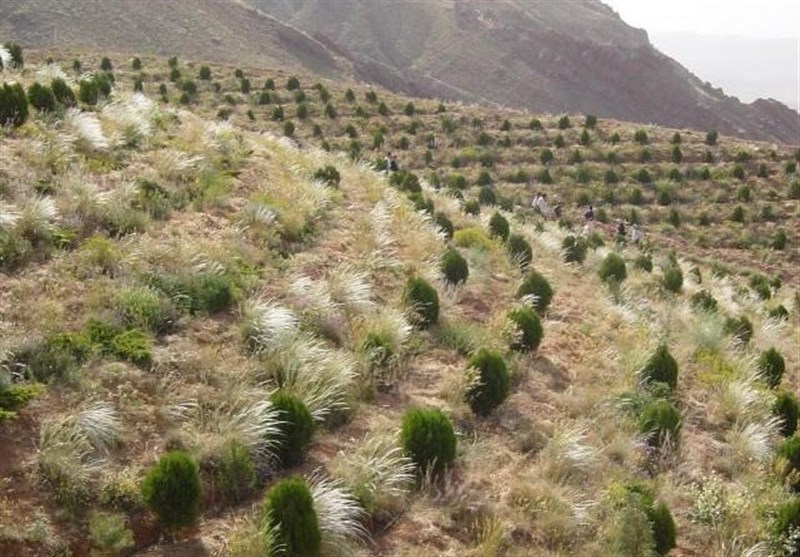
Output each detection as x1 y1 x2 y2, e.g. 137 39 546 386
0 0 347 76
246 0 800 144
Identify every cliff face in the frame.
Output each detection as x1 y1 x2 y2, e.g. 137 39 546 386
247 0 799 144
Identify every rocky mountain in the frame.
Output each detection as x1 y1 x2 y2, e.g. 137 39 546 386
2 0 798 143
244 0 799 144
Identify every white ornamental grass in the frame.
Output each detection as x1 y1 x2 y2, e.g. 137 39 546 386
540 427 600 482
35 63 71 85
288 274 338 317
17 196 58 237
241 298 299 353
326 265 374 314
309 472 368 554
332 435 414 514
152 149 203 182
275 336 356 422
0 46 11 69
716 376 764 424
0 203 19 229
239 202 277 233
75 401 122 452
65 108 109 152
102 93 156 145
726 417 781 466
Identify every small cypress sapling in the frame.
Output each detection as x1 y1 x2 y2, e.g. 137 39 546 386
478 186 496 205
638 399 681 447
640 344 679 391
775 436 800 492
465 348 510 416
773 391 798 437
598 252 627 284
141 451 201 532
517 271 553 313
724 315 753 345
507 306 543 352
216 439 255 504
440 248 469 286
403 277 439 328
488 212 509 241
434 212 454 239
562 235 588 264
650 501 677 556
0 82 29 127
264 476 321 556
758 347 785 388
271 392 314 467
690 290 717 312
507 234 532 268
4 42 23 67
662 264 683 293
198 65 211 80
50 78 76 107
27 82 56 112
463 200 480 216
401 407 456 476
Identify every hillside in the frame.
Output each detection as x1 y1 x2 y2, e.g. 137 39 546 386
0 0 347 75
244 0 800 144
2 0 798 144
1 49 799 557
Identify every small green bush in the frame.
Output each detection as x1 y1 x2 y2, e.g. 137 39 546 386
690 290 718 313
662 265 683 293
634 129 649 145
773 391 798 437
88 511 134 555
283 120 295 137
117 287 177 334
434 212 454 239
641 345 679 391
771 498 800 552
488 212 509 241
3 42 23 67
109 329 152 366
401 407 456 476
705 130 718 145
638 399 681 447
769 304 789 321
463 199 480 216
775 437 800 493
271 392 315 467
403 277 439 328
517 271 553 313
758 347 785 388
217 439 255 504
465 348 510 416
264 476 321 556
478 186 496 205
599 253 627 283
562 235 588 264
634 254 653 273
507 234 532 268
650 501 677 556
724 315 753 345
508 307 543 352
286 76 300 90
100 57 113 71
50 78 76 107
27 82 56 112
141 451 201 532
313 165 341 187
440 248 469 286
0 82 29 127
772 229 788 250
389 169 421 193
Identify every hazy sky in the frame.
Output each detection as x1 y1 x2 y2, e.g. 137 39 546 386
604 0 800 39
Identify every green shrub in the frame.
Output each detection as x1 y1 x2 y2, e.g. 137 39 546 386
769 304 789 321
599 253 627 284
634 129 649 145
434 212 454 239
507 234 532 268
662 265 683 293
772 230 788 250
465 348 510 416
557 115 571 129
771 498 800 552
508 307 543 352
750 274 772 300
88 511 134 555
50 78 76 107
487 212 509 241
3 42 23 67
773 392 798 437
724 315 753 345
100 56 113 71
641 345 678 391
141 451 201 532
401 407 456 476
271 392 315 467
0 82 29 127
312 165 340 187
776 437 800 493
26 82 56 112
690 290 718 313
517 271 553 313
705 130 718 145
117 287 177 334
562 235 588 264
638 399 681 447
440 248 469 286
109 329 152 366
216 439 255 504
634 254 653 272
286 76 300 90
403 277 439 329
650 501 677 555
15 332 92 383
389 169 421 193
758 347 785 388
271 105 284 121
264 476 321 556
478 186 496 206
147 272 234 315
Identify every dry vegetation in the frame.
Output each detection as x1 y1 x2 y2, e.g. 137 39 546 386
1 48 798 557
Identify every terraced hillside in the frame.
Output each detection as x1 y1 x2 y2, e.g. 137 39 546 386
1 49 799 557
